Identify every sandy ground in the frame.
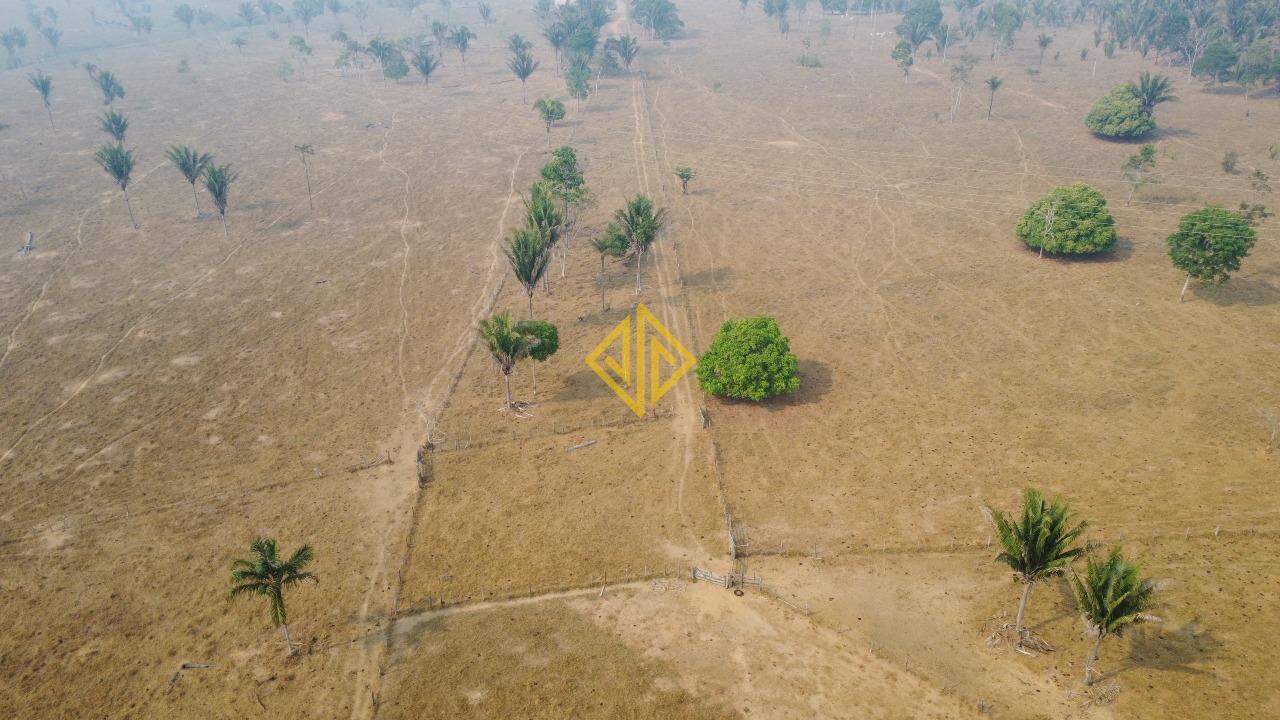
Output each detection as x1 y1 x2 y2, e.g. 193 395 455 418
1 0 1277 718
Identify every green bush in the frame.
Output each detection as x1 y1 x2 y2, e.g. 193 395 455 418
1085 85 1155 139
1016 183 1117 255
696 317 799 401
516 319 559 361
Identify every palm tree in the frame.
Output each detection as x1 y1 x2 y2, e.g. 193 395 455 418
534 97 566 134
449 26 475 74
167 145 213 218
985 488 1087 644
95 143 138 229
1069 548 1157 686
1036 33 1052 69
100 110 128 143
478 311 532 408
29 70 53 128
1127 72 1176 116
410 47 440 84
508 49 539 103
97 70 125 105
589 223 627 311
294 143 316 210
504 227 552 318
614 194 666 293
204 164 238 238
229 537 318 655
672 166 695 194
985 75 1002 119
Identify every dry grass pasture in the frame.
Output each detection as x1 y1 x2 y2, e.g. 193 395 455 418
1 0 1278 718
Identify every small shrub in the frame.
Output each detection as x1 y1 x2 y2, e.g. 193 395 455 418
697 316 799 401
1085 85 1154 139
1221 150 1238 173
796 53 822 68
1016 183 1117 255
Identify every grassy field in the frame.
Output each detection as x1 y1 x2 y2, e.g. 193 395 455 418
1 0 1277 718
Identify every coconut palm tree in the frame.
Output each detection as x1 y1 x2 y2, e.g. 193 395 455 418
229 537 318 655
478 311 532 408
167 145 213 218
204 163 238 238
985 75 1002 119
1127 72 1176 116
95 143 138 229
449 25 475 74
589 223 627 311
524 181 563 283
612 35 639 72
99 110 128 143
29 70 53 128
985 488 1087 644
96 70 125 105
508 48 539 102
1069 548 1157 686
1036 33 1052 69
672 165 695 194
294 143 315 210
614 193 666 293
410 47 440 84
504 227 552 318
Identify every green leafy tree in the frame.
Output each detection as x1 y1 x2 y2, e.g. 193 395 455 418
175 4 197 31
294 143 316 210
382 50 410 81
100 110 128 143
95 143 139 229
892 40 914 82
983 75 1002 119
166 145 214 217
508 48 538 102
1122 143 1158 205
2 27 28 68
1192 40 1238 84
611 35 639 72
1068 548 1156 686
28 70 53 128
411 47 440 84
1016 184 1117 256
204 164 238 238
984 489 1087 643
478 311 533 408
696 316 800 401
589 224 628 310
233 35 249 52
97 70 126 105
238 1 258 25
614 194 666 293
505 227 552 318
1167 206 1257 301
534 97 566 134
672 166 695 194
229 537 318 655
517 319 558 361
1085 85 1155 139
292 0 323 37
507 33 532 53
39 26 61 50
449 25 475 73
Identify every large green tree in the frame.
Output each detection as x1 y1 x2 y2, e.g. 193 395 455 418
1167 206 1257 301
229 537 318 655
697 316 799 401
985 489 1087 644
1016 184 1117 257
1085 85 1155 139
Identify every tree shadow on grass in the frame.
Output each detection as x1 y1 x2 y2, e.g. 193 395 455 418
761 358 832 410
1023 236 1135 264
1197 276 1280 307
1101 619 1221 683
682 266 732 289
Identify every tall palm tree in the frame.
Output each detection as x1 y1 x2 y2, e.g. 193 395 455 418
1036 33 1052 69
410 47 440 85
985 488 1087 643
477 311 532 408
95 143 138 229
534 97 566 135
612 35 639 72
985 75 1002 119
204 163 238 238
504 227 551 318
589 223 627 311
614 194 666 293
99 110 128 143
28 70 53 128
508 48 538 102
1069 548 1157 686
96 70 125 105
294 143 315 210
1128 72 1176 116
449 25 475 74
166 145 213 218
524 181 563 285
229 537 318 655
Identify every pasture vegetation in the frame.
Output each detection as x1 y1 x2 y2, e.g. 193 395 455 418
1 0 1278 716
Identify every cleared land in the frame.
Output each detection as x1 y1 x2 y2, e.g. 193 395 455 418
1 0 1277 718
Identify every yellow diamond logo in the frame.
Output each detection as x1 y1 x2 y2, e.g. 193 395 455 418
586 304 696 417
